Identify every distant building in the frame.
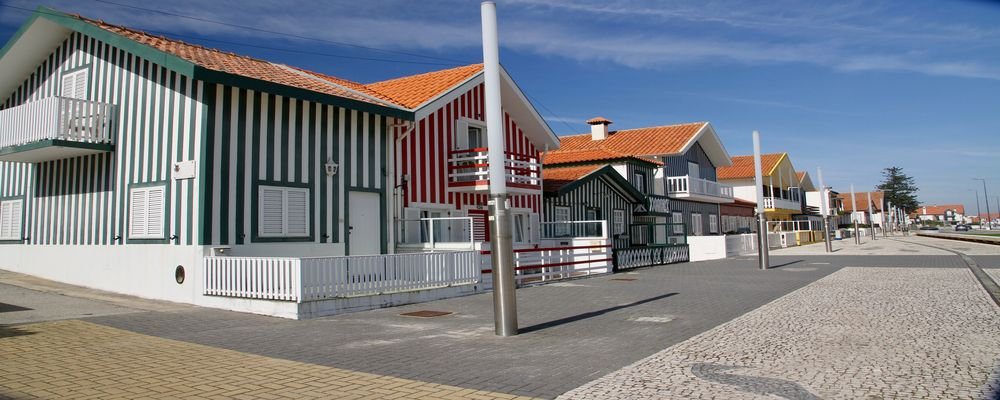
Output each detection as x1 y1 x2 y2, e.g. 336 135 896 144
911 204 966 225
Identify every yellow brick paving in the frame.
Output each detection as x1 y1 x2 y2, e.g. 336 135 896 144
0 320 535 400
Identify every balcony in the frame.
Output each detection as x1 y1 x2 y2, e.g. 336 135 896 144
666 175 734 203
447 148 541 194
0 97 116 162
633 194 671 217
762 196 801 211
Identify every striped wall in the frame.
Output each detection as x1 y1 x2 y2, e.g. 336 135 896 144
543 175 636 249
203 84 388 247
1 32 203 245
395 82 541 214
616 160 656 196
663 142 717 181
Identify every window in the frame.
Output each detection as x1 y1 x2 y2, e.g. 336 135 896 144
129 185 166 239
688 161 700 180
258 185 309 238
613 209 625 235
633 171 646 194
0 199 24 240
554 206 570 237
709 214 719 234
61 68 88 99
586 208 600 236
691 212 703 236
513 213 526 243
671 211 684 234
454 119 486 150
420 210 446 243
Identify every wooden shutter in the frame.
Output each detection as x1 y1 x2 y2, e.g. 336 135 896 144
0 200 21 240
286 188 309 236
146 187 165 238
402 207 421 244
259 187 284 237
129 188 147 238
60 69 87 99
454 120 469 150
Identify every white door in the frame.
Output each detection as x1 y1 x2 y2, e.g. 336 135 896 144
348 191 381 255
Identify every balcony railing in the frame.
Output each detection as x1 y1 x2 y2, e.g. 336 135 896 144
762 196 801 211
666 175 734 203
0 96 116 162
447 148 541 193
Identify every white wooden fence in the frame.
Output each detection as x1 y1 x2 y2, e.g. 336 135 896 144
204 251 480 302
480 243 613 286
0 96 116 148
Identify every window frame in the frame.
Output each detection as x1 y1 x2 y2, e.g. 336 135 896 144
0 197 25 242
709 214 719 234
553 206 571 237
128 183 168 241
60 66 90 100
257 184 311 240
633 171 647 194
612 209 626 235
691 212 703 236
671 211 684 234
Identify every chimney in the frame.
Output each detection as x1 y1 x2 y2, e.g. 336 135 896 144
587 116 612 140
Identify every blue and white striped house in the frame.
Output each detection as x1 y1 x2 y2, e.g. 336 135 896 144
0 8 560 311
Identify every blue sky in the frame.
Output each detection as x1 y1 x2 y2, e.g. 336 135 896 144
2 0 998 213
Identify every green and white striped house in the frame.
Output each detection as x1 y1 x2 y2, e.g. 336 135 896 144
0 8 560 310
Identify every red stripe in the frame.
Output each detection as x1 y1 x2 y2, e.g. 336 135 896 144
418 119 427 203
480 244 612 254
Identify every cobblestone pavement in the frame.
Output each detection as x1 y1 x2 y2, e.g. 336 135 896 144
0 319 534 400
559 267 1000 400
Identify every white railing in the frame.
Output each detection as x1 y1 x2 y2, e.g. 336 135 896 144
480 243 613 286
767 220 823 232
666 175 734 200
447 148 541 191
762 196 801 211
204 251 480 302
397 216 474 250
0 96 116 148
614 245 689 270
541 220 607 239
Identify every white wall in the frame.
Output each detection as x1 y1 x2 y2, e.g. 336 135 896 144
732 185 757 203
688 235 727 261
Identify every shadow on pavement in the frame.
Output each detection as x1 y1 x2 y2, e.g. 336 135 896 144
519 292 678 334
768 260 806 269
0 324 36 339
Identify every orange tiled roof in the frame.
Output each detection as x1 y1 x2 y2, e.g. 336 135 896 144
915 204 966 216
550 122 707 160
74 15 402 109
543 148 661 166
836 192 885 212
542 164 604 193
367 64 483 109
796 171 807 182
716 153 785 180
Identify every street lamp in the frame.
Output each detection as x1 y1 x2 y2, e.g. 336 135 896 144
973 178 991 229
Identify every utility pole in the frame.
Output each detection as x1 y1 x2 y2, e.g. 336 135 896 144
817 168 832 252
481 1 517 337
753 131 769 270
850 184 860 244
974 178 991 230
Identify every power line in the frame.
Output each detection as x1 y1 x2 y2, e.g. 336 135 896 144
525 93 585 135
90 0 474 65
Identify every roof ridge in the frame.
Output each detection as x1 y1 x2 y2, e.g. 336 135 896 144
367 63 483 86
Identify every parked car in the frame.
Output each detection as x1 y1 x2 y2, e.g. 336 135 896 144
955 224 971 231
918 226 939 231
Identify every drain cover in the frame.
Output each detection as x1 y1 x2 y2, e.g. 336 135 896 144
611 278 637 281
400 310 453 318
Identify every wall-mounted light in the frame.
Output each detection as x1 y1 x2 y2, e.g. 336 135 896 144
325 159 339 176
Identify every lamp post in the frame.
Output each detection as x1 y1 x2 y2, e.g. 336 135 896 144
753 131 769 270
850 184 860 244
974 178 991 229
817 168 832 252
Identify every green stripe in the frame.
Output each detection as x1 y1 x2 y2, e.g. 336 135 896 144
280 96 289 182
294 99 303 183
235 88 247 245
173 73 184 245
331 106 340 243
367 113 375 189
187 78 197 245
319 105 327 242
342 110 352 251
265 94 275 181
250 91 262 243
162 70 174 243
307 101 316 242
219 85 232 244
199 83 216 245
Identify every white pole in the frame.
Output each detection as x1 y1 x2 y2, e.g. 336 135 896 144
753 131 769 270
851 184 860 244
867 191 876 240
817 167 832 252
481 1 517 337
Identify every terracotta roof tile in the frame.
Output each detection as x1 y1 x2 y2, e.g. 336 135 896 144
717 153 785 180
837 192 885 212
914 204 966 215
548 122 706 161
586 116 612 125
367 64 483 109
542 164 603 193
543 148 661 166
73 15 405 109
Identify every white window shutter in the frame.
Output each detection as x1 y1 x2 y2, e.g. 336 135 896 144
259 187 284 236
403 207 421 244
130 189 147 238
286 189 309 236
74 72 87 99
146 187 164 238
61 73 75 98
454 120 469 150
0 201 11 239
10 200 22 240
529 213 540 243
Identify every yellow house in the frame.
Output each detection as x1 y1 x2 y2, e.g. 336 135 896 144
716 153 805 221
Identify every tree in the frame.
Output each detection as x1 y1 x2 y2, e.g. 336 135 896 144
877 166 919 211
